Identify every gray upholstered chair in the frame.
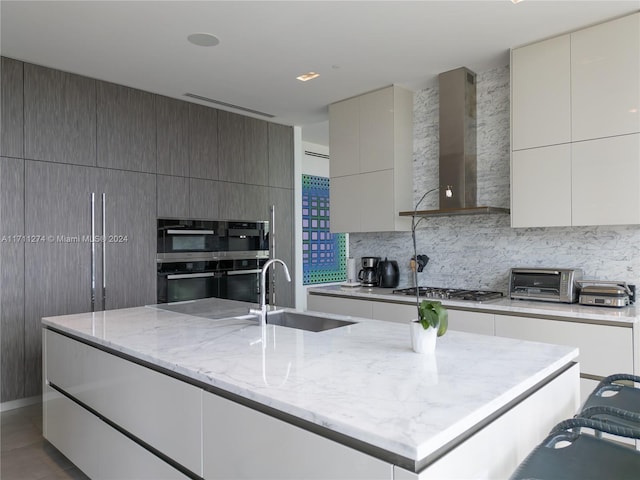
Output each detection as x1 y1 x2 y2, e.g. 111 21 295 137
509 413 640 480
579 373 640 431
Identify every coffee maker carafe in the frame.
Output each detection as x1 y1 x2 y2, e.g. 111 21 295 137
358 256 380 287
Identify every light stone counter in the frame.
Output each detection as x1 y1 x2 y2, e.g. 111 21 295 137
308 285 639 324
43 297 578 472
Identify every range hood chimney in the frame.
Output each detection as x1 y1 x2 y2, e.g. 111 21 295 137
400 67 509 218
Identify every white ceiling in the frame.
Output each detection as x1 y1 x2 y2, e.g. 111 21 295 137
2 1 639 146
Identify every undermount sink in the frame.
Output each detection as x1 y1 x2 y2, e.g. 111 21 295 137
263 310 356 332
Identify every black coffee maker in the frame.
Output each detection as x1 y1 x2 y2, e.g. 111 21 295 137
358 257 380 287
378 257 399 288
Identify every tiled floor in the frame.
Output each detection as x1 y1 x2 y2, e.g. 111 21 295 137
1 403 89 480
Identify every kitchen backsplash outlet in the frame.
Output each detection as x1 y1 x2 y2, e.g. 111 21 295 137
349 65 640 292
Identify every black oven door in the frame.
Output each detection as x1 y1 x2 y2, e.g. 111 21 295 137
157 219 218 255
157 261 222 304
221 258 267 304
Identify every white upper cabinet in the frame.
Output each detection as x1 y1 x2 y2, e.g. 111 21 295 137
571 13 640 141
510 12 640 228
511 35 571 151
511 144 572 228
358 87 396 173
572 134 640 226
329 96 359 177
329 85 413 233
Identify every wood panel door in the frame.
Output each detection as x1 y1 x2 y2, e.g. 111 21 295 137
99 169 156 310
189 104 219 180
218 111 245 183
268 123 293 189
97 81 156 172
24 161 99 396
156 96 190 177
1 57 24 159
1 157 25 401
24 63 96 166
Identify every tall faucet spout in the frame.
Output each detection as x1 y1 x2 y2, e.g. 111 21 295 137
251 258 291 324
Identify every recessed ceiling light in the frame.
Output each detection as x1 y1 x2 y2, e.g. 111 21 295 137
296 72 320 82
511 0 524 3
187 33 220 47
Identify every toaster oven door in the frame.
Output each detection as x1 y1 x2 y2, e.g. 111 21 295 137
510 270 562 301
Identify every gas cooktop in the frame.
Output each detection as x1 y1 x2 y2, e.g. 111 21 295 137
392 287 504 302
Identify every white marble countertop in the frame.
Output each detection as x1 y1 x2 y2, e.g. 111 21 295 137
42 297 578 468
308 285 639 324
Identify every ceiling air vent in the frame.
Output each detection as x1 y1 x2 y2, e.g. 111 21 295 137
304 150 329 159
184 93 275 118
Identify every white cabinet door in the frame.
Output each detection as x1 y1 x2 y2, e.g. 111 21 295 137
44 386 187 480
511 34 571 150
511 144 572 227
203 391 392 479
571 13 640 141
307 294 373 318
448 310 494 335
494 315 634 378
329 96 360 177
359 87 395 173
371 302 415 323
329 86 412 233
572 134 640 226
330 174 362 233
45 329 203 475
359 169 397 232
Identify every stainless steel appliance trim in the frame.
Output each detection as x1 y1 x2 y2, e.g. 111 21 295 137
166 272 216 280
166 229 215 235
90 193 96 312
226 269 262 276
511 269 561 275
269 204 275 305
101 193 106 310
157 251 270 262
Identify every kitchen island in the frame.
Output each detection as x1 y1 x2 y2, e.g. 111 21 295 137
42 298 579 479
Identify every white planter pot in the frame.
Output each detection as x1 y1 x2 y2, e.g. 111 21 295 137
410 321 437 354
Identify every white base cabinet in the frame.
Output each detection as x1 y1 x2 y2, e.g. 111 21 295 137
44 386 187 479
494 314 634 378
395 364 579 480
308 294 495 335
202 392 392 480
307 294 373 318
44 329 202 477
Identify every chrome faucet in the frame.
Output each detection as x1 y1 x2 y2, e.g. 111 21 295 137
250 258 291 324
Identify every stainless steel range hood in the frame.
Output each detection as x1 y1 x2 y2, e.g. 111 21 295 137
400 67 509 218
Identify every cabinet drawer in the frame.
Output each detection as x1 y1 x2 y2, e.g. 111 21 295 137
372 302 415 323
307 295 373 319
203 391 391 479
45 329 202 475
44 386 187 479
448 310 495 336
494 315 633 377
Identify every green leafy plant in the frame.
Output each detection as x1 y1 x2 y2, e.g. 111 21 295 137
416 300 448 337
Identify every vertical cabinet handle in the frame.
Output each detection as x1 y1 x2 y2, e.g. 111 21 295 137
90 193 96 312
102 193 107 310
269 204 276 305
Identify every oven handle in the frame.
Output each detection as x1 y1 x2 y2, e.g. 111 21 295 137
226 269 262 276
166 272 216 280
166 229 215 235
512 269 560 275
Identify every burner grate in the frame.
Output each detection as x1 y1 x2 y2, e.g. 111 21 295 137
392 287 504 302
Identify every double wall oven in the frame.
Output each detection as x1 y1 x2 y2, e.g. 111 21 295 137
157 219 269 304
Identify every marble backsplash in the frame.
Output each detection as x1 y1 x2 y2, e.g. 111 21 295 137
349 65 640 292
